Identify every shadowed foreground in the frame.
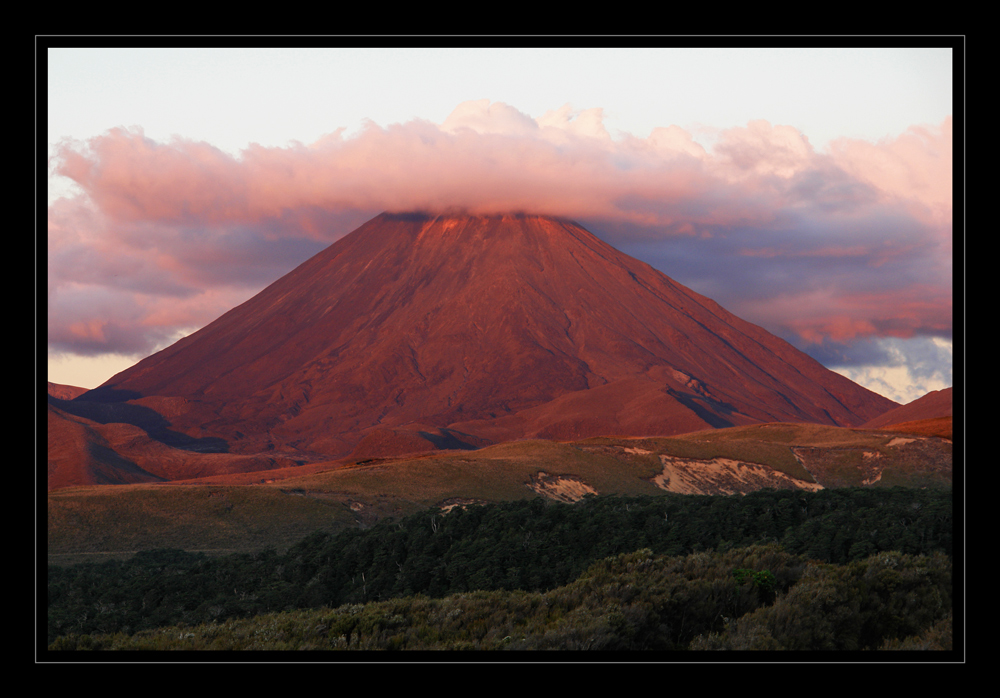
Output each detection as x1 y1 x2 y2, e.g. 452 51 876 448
47 545 952 653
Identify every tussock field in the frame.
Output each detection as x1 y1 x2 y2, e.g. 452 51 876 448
47 484 360 565
47 422 951 563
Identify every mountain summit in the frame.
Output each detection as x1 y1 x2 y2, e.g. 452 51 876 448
77 212 897 461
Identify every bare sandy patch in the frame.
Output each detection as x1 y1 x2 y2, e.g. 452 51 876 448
651 455 823 496
438 497 491 513
863 470 883 485
527 471 598 503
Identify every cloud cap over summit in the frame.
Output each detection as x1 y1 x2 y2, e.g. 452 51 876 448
48 100 953 402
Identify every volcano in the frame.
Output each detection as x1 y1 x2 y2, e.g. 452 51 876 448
71 212 897 464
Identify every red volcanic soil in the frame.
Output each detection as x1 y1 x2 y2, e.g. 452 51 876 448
47 401 302 490
64 212 898 482
862 387 952 428
47 381 88 401
47 403 166 488
861 387 953 439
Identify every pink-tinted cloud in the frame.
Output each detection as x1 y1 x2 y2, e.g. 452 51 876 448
47 100 953 367
711 119 815 180
50 103 781 228
735 284 953 345
827 117 952 226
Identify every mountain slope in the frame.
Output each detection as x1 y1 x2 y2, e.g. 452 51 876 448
47 399 304 490
76 212 897 463
47 381 89 401
862 387 952 429
860 387 953 439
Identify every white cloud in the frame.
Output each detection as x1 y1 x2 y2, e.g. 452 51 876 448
832 337 952 404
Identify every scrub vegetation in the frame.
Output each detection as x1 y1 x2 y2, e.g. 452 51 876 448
46 486 954 652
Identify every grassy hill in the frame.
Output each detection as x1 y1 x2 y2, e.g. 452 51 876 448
47 423 952 564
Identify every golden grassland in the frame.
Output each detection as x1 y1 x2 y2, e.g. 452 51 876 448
46 422 951 564
47 484 359 565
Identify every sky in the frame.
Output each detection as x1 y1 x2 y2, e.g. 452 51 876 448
43 42 958 405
